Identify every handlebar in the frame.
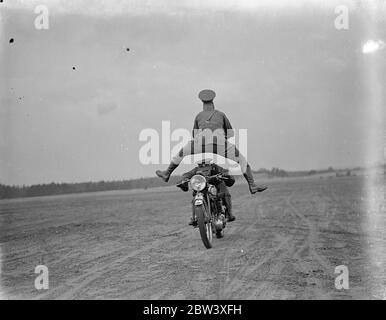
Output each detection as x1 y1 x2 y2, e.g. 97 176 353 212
176 180 188 187
207 174 229 181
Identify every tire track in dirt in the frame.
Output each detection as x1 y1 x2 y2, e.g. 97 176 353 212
219 186 339 299
34 226 188 299
122 230 219 300
218 196 263 299
218 195 295 299
220 234 295 299
284 189 343 299
286 191 332 273
4 177 377 299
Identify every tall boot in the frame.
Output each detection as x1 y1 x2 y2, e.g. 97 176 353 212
224 194 235 222
243 164 268 194
155 162 179 182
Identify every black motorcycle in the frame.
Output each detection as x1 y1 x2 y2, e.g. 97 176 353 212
177 172 229 249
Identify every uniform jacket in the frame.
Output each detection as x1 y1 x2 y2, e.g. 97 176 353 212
192 104 234 143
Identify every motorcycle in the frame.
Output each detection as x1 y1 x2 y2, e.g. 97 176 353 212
177 172 229 249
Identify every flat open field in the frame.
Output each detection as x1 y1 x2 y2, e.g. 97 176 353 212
1 175 385 299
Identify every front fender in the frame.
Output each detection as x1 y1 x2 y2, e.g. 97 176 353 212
194 193 204 206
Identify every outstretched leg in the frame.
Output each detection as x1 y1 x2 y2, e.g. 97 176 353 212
155 140 194 182
156 139 267 194
218 142 267 194
155 162 179 182
243 163 267 194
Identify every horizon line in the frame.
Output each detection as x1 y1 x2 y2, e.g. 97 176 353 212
2 164 383 188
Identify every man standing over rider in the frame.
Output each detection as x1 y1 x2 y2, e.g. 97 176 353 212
156 89 267 194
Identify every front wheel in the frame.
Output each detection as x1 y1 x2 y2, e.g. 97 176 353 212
195 205 213 249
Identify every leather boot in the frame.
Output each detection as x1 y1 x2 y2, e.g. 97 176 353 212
224 194 236 222
155 163 179 182
243 164 268 194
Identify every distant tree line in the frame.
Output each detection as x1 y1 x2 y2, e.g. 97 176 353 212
1 164 378 200
255 167 288 177
255 167 337 177
0 176 182 200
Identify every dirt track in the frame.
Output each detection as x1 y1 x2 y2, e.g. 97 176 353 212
1 175 385 299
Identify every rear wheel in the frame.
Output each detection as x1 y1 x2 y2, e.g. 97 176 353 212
195 205 213 249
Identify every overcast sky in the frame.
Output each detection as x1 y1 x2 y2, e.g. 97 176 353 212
1 0 385 185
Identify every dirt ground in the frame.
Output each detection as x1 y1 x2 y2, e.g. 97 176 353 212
0 175 385 299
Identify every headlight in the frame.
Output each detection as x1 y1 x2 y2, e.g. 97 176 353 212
190 175 206 191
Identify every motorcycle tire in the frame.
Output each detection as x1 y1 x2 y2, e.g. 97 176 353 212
195 205 213 249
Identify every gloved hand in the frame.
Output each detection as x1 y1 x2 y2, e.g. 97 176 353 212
224 175 235 187
177 180 189 192
220 169 235 187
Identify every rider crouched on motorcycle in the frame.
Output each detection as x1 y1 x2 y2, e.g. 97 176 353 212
177 159 236 226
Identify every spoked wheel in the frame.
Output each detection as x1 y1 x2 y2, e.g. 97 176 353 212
195 205 213 249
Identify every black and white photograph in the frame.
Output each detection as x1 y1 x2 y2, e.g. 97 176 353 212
0 0 386 304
